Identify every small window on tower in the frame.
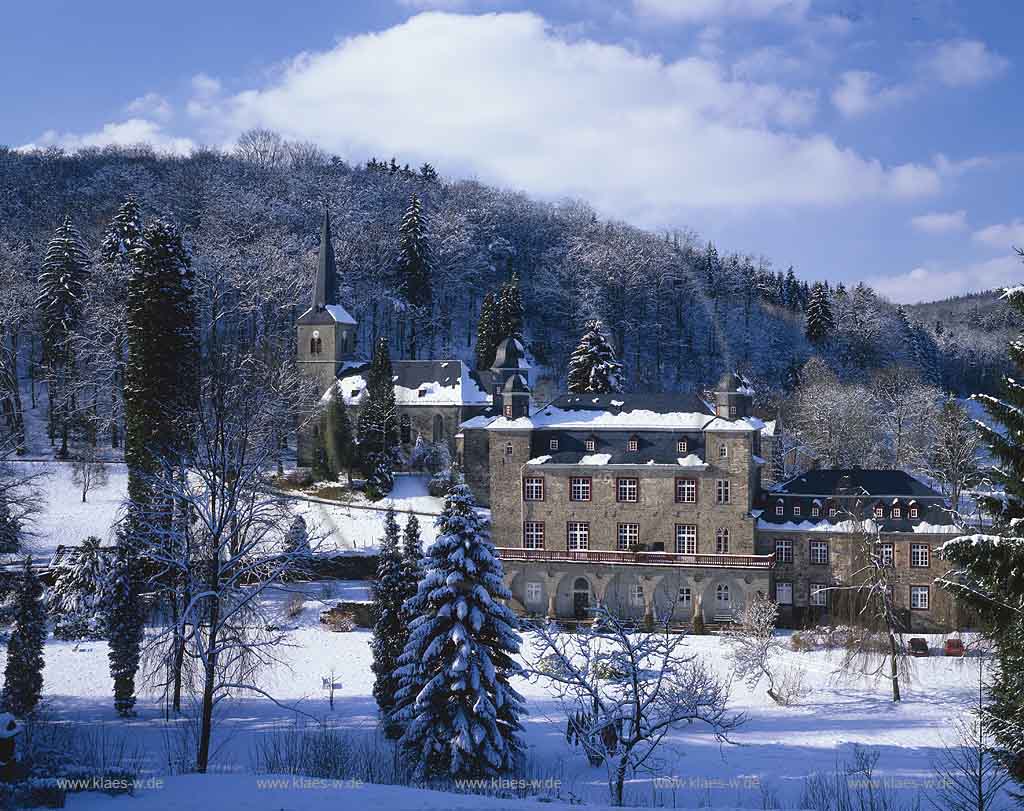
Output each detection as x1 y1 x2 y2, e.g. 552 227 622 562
504 404 513 418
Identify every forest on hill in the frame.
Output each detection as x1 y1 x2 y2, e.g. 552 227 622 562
0 135 1011 430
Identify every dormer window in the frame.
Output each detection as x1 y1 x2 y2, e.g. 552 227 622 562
549 438 559 451
829 507 838 518
585 439 596 452
627 438 638 452
811 506 820 517
909 506 919 519
775 501 784 516
677 439 688 454
793 505 801 517
892 507 902 519
873 506 884 519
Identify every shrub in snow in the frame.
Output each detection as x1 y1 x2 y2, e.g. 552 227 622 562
409 438 450 474
364 452 394 501
394 483 526 781
320 607 357 632
2 558 46 717
47 537 111 641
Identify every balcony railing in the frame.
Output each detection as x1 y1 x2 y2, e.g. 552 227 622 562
495 547 775 569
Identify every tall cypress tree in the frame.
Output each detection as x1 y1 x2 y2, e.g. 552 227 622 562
475 292 500 370
567 319 623 394
804 282 834 345
394 484 526 781
107 533 143 717
941 280 1024 783
36 215 91 456
357 337 397 457
396 194 433 358
2 558 46 717
371 508 405 737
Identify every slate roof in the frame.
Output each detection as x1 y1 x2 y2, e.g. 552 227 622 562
771 469 944 498
333 359 490 407
524 427 710 467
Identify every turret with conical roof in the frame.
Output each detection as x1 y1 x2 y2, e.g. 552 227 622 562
490 336 530 417
312 207 338 313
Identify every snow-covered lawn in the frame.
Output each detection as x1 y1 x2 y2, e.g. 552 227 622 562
10 587 985 810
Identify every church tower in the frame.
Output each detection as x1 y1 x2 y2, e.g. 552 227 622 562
297 208 357 397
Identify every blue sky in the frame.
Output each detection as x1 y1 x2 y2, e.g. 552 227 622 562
5 0 1023 302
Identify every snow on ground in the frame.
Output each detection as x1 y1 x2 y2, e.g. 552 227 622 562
14 586 987 810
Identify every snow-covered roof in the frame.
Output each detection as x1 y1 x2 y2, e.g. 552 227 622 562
298 303 357 325
757 518 959 534
333 360 490 407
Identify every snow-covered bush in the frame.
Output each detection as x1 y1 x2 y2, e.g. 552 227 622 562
47 537 112 640
409 438 450 474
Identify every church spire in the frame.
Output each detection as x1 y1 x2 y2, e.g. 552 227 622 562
313 206 337 311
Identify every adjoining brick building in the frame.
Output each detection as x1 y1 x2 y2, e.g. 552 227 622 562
459 375 964 631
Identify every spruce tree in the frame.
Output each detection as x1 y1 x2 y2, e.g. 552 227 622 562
357 337 397 456
48 536 111 639
36 215 91 456
2 558 46 717
475 292 500 370
394 484 526 781
400 513 423 613
804 282 834 345
371 508 405 737
497 273 524 343
941 275 1024 783
100 198 144 271
107 534 143 717
567 319 623 394
124 219 197 509
397 194 433 358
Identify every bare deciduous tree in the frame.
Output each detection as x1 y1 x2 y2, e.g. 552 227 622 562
724 591 789 704
70 449 109 503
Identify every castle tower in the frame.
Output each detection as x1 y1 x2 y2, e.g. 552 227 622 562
714 372 752 419
489 336 530 415
297 208 357 397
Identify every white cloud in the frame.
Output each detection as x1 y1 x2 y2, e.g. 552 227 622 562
974 219 1024 249
633 0 809 24
19 118 194 155
125 92 173 122
921 39 1009 88
909 210 968 234
831 71 911 118
181 11 949 219
872 255 1024 303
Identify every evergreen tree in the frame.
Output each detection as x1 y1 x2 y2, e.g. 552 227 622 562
2 558 46 716
475 292 500 370
36 215 91 456
0 492 21 553
284 515 311 556
941 277 1024 784
371 507 405 736
400 513 423 617
397 194 433 358
357 337 397 456
394 484 526 781
107 534 143 717
48 536 111 640
100 198 144 270
323 394 355 482
365 451 394 500
497 273 524 342
124 219 198 515
567 319 623 394
804 282 834 345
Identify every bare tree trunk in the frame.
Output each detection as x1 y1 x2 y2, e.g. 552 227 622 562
889 632 901 702
196 596 220 773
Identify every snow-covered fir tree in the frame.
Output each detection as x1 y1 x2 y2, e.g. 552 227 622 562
567 319 623 394
400 513 423 617
357 337 397 456
804 282 834 345
394 483 526 781
283 515 311 556
99 198 144 271
371 507 405 737
475 291 500 370
497 273 524 342
397 193 433 358
941 278 1024 784
2 557 46 716
107 534 143 717
48 536 111 640
365 451 394 500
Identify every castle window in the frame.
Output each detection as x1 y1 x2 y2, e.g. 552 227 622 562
911 543 930 568
504 404 513 418
873 506 884 519
909 506 919 519
570 477 592 502
616 478 638 503
715 528 730 554
910 586 930 610
809 540 829 565
829 507 838 518
627 438 638 452
677 439 688 454
524 522 545 549
675 524 697 554
585 438 596 452
678 587 692 606
716 584 730 605
523 477 545 501
629 584 644 606
525 582 543 604
675 478 697 504
617 523 639 551
892 507 902 519
504 441 514 458
792 505 801 517
776 582 793 605
775 501 784 516
775 539 793 563
719 444 728 459
809 583 828 607
567 522 590 550
811 506 820 517
715 480 730 504
878 542 894 567
549 438 559 451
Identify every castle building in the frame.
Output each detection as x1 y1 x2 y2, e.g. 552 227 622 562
459 375 963 631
